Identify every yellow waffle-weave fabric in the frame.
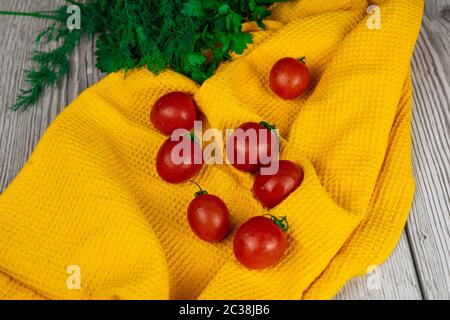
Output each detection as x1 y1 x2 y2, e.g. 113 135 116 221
0 0 423 299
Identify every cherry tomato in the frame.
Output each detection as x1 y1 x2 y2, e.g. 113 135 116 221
187 183 231 242
253 160 304 209
156 136 203 184
226 121 277 173
233 215 289 269
269 57 311 100
151 92 197 135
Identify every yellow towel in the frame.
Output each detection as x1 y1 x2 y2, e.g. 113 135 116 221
0 0 423 299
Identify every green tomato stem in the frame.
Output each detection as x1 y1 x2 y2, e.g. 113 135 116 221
259 121 280 146
264 214 289 233
184 132 202 145
259 121 277 131
190 180 208 197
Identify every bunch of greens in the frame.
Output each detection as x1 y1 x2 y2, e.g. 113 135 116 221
0 0 287 111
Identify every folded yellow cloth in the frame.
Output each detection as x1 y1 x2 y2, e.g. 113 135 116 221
0 0 423 299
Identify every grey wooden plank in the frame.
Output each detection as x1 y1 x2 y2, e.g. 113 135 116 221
0 0 104 191
407 0 450 300
0 0 64 190
425 0 450 21
335 233 422 300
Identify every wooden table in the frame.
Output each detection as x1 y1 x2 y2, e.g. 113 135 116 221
0 1 449 300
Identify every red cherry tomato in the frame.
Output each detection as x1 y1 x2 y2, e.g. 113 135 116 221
156 136 203 184
151 92 197 135
253 160 304 209
187 183 230 242
226 121 277 173
233 215 288 269
269 57 311 100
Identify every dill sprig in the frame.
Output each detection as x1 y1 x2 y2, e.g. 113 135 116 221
0 0 287 111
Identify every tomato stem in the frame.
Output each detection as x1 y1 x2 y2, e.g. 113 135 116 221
259 121 280 146
264 214 289 233
190 180 208 197
184 132 200 144
298 56 306 64
259 121 277 131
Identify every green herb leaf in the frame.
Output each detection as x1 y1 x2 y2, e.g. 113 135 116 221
182 0 205 18
1 0 289 110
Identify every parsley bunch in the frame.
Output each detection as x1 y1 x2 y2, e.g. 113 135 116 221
0 0 287 111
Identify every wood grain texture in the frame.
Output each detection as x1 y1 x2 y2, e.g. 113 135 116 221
0 0 448 300
408 0 450 300
335 233 422 300
0 0 65 191
0 0 104 192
